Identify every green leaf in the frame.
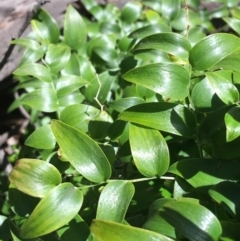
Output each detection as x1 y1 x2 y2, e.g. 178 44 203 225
109 97 145 113
209 181 240 220
60 104 99 130
189 33 240 71
133 33 191 59
205 71 239 105
121 1 142 23
20 183 83 239
216 53 240 72
11 38 44 58
64 5 87 50
51 120 111 183
168 158 240 190
161 0 180 20
96 181 134 223
56 75 90 97
223 17 240 35
225 106 240 142
57 214 90 241
123 63 190 100
119 103 196 137
160 199 222 241
25 124 56 149
13 63 52 83
129 124 169 177
21 88 58 112
143 198 176 239
35 8 60 43
9 159 61 198
45 44 71 74
91 219 174 241
129 23 171 39
191 77 225 112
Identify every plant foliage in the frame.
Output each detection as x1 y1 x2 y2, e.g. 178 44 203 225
2 0 240 240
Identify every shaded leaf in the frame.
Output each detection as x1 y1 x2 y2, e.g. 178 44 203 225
220 221 240 241
9 159 61 198
189 33 240 71
209 181 240 220
168 158 240 190
51 120 111 183
123 63 190 100
25 124 56 149
160 199 222 241
119 103 196 137
91 219 174 241
129 124 169 177
121 1 142 23
20 183 83 239
225 106 240 142
96 181 134 223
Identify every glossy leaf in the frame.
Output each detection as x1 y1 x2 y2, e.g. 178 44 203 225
133 33 191 59
160 199 222 241
25 124 56 149
216 53 240 72
20 183 83 239
45 44 71 74
223 17 240 35
11 38 44 58
91 219 174 241
168 158 240 189
21 88 58 112
205 71 239 105
129 23 171 39
109 97 145 113
96 181 134 223
13 63 52 83
189 33 240 71
123 63 190 100
143 198 176 239
51 120 111 183
56 75 89 97
9 159 61 198
121 1 142 23
64 5 87 50
35 8 60 43
119 102 196 137
225 106 240 142
191 77 225 112
129 124 169 177
209 181 240 220
161 0 180 20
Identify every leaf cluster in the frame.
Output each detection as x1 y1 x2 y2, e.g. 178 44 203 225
2 0 240 240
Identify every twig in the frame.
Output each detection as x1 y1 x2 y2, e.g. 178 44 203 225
184 0 190 39
94 74 104 112
0 0 51 71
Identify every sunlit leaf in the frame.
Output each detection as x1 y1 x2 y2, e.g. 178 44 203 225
96 181 134 223
129 124 169 177
51 120 111 183
123 63 190 100
189 33 240 70
91 219 174 241
119 102 196 137
9 159 61 198
20 183 83 239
